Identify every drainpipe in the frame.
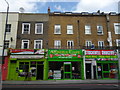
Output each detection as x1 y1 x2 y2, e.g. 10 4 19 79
106 14 112 47
77 20 80 49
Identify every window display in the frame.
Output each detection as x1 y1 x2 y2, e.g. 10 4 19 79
48 61 81 79
97 63 118 79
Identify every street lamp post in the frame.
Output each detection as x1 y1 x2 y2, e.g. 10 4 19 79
2 0 9 64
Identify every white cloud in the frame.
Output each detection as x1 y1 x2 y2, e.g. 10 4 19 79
0 0 39 12
74 0 119 12
54 5 65 12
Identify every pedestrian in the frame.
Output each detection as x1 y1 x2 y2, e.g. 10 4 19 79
24 72 28 81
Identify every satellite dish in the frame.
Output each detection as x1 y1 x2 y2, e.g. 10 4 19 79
19 7 25 13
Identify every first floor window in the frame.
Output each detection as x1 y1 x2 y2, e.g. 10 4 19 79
4 40 9 49
67 25 73 34
97 25 103 35
85 25 91 34
22 23 30 34
35 23 43 34
67 40 74 48
6 24 11 32
21 40 29 49
114 23 120 34
54 40 61 48
54 25 61 34
34 40 43 49
98 41 104 48
85 41 92 47
116 39 120 46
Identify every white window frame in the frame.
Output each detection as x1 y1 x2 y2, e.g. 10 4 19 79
85 25 91 34
116 39 120 46
85 41 92 47
114 23 120 34
21 40 29 49
98 41 104 47
4 40 9 49
67 40 74 48
54 25 61 34
97 25 103 35
6 24 11 32
35 23 43 34
34 40 43 49
22 23 30 34
67 25 73 34
54 40 61 48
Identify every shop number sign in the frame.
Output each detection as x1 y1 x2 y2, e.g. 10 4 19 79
48 49 83 58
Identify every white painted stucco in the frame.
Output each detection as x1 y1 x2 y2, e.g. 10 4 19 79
0 12 19 56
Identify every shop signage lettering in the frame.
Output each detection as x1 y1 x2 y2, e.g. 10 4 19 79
85 55 118 58
10 49 44 54
85 50 116 55
48 50 83 58
85 50 118 60
10 55 44 59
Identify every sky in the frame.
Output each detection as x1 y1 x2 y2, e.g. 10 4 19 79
0 0 120 13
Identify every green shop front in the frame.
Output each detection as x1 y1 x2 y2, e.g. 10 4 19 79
48 49 84 80
7 49 48 81
85 50 119 80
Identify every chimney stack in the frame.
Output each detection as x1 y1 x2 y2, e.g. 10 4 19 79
97 10 100 13
48 7 50 13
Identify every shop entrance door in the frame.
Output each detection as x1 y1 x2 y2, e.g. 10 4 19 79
64 62 72 79
102 63 110 79
86 63 91 79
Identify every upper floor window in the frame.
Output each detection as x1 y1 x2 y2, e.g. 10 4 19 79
114 23 120 34
54 25 61 34
85 25 91 34
4 40 9 49
67 25 73 34
54 40 61 48
116 39 120 46
98 41 104 48
6 24 11 32
21 40 29 49
85 41 92 47
97 25 103 35
67 40 74 48
35 23 43 34
22 23 30 34
34 40 43 49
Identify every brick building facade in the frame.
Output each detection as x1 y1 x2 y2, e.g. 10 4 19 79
48 11 120 49
16 13 49 49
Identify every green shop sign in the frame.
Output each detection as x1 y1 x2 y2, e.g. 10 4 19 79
85 55 118 58
48 49 83 59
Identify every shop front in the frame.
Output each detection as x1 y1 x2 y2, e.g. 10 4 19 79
7 49 48 81
48 49 84 80
85 50 118 80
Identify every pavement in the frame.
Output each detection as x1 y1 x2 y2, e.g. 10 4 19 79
2 80 119 85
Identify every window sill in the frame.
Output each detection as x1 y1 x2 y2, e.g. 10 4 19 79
115 33 120 34
97 34 104 35
54 33 61 35
67 33 74 34
85 34 91 35
35 33 43 34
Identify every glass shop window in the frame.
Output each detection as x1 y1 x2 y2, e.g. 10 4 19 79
18 62 29 77
30 61 36 77
72 62 81 79
103 64 109 71
37 62 43 64
109 63 118 79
